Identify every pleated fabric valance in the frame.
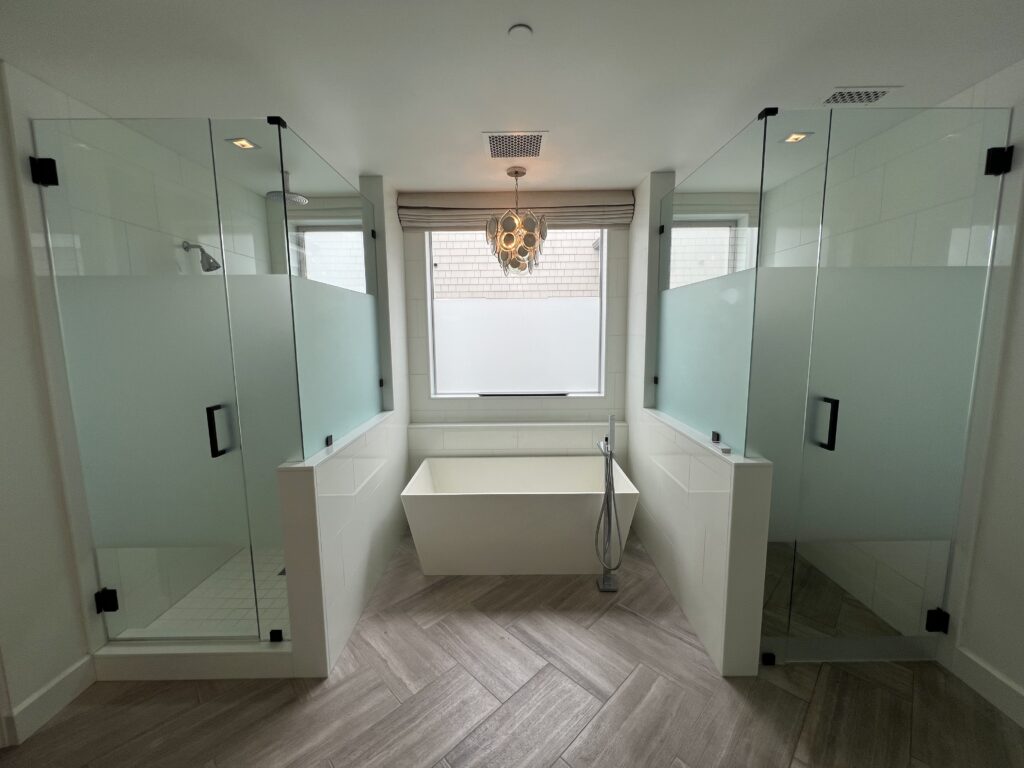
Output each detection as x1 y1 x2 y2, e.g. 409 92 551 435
397 190 635 230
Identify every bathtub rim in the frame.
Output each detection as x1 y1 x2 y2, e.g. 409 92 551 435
402 455 638 499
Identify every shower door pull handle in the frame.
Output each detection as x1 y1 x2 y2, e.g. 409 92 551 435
205 404 228 458
817 397 839 451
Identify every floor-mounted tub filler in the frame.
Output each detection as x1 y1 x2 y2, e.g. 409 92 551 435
595 416 624 592
401 449 639 576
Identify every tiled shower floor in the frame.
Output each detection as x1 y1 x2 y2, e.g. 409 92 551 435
762 542 899 639
116 549 290 641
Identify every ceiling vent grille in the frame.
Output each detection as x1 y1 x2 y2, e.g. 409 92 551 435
484 132 545 158
824 88 890 105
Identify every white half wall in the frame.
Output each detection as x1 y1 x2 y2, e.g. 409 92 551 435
629 410 772 675
278 412 408 675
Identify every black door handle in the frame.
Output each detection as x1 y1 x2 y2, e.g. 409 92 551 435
205 404 228 458
817 397 839 451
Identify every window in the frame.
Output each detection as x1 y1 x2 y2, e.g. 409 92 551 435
296 227 367 292
667 220 742 289
427 229 606 396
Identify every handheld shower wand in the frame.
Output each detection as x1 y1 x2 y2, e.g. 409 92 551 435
595 415 623 592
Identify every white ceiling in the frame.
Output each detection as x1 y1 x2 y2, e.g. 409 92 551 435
1 0 1022 192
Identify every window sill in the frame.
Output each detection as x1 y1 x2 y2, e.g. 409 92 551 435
429 392 606 400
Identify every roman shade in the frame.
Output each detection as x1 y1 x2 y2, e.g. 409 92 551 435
397 190 634 229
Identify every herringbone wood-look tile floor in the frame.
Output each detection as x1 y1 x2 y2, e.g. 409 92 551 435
2 536 1023 768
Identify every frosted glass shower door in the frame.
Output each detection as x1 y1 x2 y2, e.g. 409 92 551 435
790 108 1010 644
35 119 259 640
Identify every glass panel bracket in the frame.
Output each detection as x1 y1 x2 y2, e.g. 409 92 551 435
984 145 1014 176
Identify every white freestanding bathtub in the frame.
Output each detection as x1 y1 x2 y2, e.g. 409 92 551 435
401 456 639 575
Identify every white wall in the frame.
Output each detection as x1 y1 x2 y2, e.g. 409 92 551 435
404 227 629 423
939 57 1024 728
0 61 94 743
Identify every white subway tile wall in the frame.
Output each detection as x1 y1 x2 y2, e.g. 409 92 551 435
408 422 628 470
41 119 271 277
761 110 998 269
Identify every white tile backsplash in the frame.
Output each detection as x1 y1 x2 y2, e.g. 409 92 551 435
408 422 628 470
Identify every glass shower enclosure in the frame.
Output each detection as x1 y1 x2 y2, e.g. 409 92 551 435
33 117 382 642
657 105 1012 660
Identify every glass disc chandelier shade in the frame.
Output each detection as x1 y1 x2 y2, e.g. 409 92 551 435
486 166 547 275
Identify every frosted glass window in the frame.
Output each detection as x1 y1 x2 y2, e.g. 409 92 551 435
428 229 605 395
298 228 367 292
669 221 741 288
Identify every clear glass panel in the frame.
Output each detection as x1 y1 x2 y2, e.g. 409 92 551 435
746 110 832 639
34 118 259 640
278 127 382 458
767 108 1011 650
211 119 304 640
655 119 765 452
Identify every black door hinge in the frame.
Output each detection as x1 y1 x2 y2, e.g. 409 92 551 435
94 587 119 614
378 378 385 388
758 107 779 121
652 375 659 385
658 224 665 235
925 607 950 634
371 229 377 239
266 115 288 129
30 156 59 187
985 146 1014 176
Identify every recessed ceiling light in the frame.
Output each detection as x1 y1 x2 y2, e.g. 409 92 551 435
228 137 259 150
783 132 813 143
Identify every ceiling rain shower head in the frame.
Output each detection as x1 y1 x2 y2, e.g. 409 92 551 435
266 171 309 206
181 240 222 273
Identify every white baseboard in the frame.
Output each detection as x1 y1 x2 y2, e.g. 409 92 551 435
93 641 294 680
8 655 94 744
938 644 1024 728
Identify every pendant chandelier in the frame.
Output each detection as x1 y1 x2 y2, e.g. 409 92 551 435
486 166 547 275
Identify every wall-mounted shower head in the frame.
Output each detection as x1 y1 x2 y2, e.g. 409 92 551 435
266 171 309 206
181 240 222 273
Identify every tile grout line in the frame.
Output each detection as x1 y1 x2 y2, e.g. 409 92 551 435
557 660 644 766
439 662 555 765
614 600 706 651
789 662 825 766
